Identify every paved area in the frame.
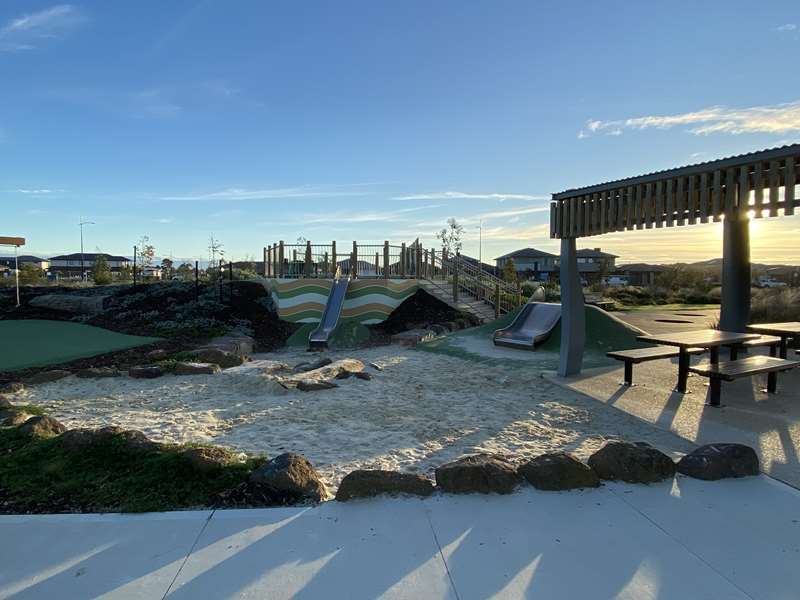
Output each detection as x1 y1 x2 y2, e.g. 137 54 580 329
2 478 799 599
613 307 720 335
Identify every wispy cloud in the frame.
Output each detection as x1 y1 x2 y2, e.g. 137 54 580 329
580 100 800 137
777 23 797 32
161 183 382 202
0 5 85 52
393 191 548 201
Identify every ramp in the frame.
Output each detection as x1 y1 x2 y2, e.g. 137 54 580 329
493 301 561 350
308 277 350 349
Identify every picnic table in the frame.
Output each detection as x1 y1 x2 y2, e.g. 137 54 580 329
636 329 760 393
746 322 800 359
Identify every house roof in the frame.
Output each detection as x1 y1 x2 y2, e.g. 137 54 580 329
495 247 557 261
576 248 618 259
49 252 129 261
618 263 666 273
0 255 45 262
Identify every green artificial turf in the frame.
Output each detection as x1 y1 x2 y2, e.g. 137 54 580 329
0 319 161 372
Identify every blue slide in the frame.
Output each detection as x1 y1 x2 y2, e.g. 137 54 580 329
309 277 350 350
492 301 562 350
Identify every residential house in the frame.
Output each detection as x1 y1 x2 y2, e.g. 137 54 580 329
495 248 558 281
616 263 665 287
0 255 50 271
575 248 617 283
48 253 131 278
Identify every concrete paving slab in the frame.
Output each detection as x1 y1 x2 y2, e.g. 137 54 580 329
0 510 212 600
166 500 455 600
425 485 753 600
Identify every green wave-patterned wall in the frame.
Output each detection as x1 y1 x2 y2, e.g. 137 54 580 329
270 279 419 324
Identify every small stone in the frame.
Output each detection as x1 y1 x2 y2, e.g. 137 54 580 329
18 415 66 437
297 380 339 392
0 382 24 394
173 362 221 375
24 370 71 385
588 441 676 484
368 362 383 372
677 443 759 480
518 452 600 491
76 367 120 379
128 365 164 379
191 348 244 368
249 452 327 502
182 446 239 473
336 470 435 501
354 372 372 381
435 454 521 494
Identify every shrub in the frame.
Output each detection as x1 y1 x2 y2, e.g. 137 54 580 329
750 288 800 324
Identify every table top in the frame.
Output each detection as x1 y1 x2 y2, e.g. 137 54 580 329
637 329 760 348
747 322 800 336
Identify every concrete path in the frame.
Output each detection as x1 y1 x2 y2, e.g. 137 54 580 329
2 477 799 599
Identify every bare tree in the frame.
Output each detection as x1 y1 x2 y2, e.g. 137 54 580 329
208 234 225 270
137 235 156 269
436 218 464 255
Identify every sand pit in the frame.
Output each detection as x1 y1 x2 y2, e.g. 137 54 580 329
15 347 694 489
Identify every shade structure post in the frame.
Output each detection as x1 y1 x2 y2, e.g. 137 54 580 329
263 247 268 277
558 237 585 376
383 241 390 279
14 245 20 307
400 243 407 278
331 241 337 277
720 215 751 332
278 241 285 277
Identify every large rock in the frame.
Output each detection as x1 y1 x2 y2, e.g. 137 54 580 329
60 426 158 452
222 360 289 376
76 367 120 379
182 446 239 473
18 415 66 437
284 359 364 387
297 380 338 392
174 362 221 376
249 453 327 502
198 332 255 358
677 444 759 480
293 357 333 373
336 470 435 501
190 348 244 369
128 365 164 379
588 441 676 484
0 408 33 427
0 382 24 395
391 329 435 347
435 454 521 494
24 370 71 385
518 452 601 491
29 294 109 314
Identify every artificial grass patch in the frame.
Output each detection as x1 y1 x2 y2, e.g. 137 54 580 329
0 319 161 372
0 427 264 513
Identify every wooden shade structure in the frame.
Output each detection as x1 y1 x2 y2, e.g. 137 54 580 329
549 144 800 376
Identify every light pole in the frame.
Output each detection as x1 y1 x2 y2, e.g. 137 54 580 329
79 218 95 281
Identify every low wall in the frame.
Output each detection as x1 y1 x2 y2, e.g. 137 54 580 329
267 279 419 324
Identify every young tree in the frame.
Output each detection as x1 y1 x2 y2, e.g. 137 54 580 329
436 218 464 255
137 235 156 269
118 263 132 281
208 234 225 270
502 258 518 284
18 263 44 285
92 254 112 285
161 258 174 279
176 262 193 279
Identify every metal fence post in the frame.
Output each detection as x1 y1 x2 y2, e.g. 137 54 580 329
331 240 337 277
305 241 312 277
383 241 390 279
495 283 501 318
400 243 406 278
278 241 285 277
195 260 199 302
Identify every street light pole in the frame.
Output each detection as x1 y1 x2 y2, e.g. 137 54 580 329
79 218 95 281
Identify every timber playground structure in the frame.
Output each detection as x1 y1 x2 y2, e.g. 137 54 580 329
261 240 526 346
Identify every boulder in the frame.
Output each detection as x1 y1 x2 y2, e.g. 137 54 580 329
146 349 169 360
284 359 364 387
24 370 71 385
293 357 333 373
76 367 121 379
128 365 164 379
518 452 600 491
435 454 521 494
182 446 239 473
249 453 327 502
201 332 255 357
297 380 339 392
0 409 33 427
336 470 435 501
354 372 372 381
60 426 158 452
190 348 244 369
588 441 676 484
224 360 289 376
676 443 759 480
0 397 13 409
334 370 354 380
0 382 24 395
174 362 221 375
18 415 66 437
391 329 435 347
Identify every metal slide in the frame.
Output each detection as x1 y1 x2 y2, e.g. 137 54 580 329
308 276 350 350
492 301 562 350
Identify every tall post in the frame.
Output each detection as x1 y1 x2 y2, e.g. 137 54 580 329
352 241 358 278
273 244 278 276
305 241 313 277
133 246 137 288
558 237 585 377
495 282 501 319
415 241 422 278
453 252 460 302
383 241 390 279
263 247 268 277
720 216 751 332
375 252 379 276
400 243 407 278
431 248 436 280
228 261 233 302
14 245 20 307
194 260 199 302
278 241 285 277
331 241 337 277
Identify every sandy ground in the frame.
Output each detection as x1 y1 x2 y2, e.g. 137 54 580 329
13 346 694 489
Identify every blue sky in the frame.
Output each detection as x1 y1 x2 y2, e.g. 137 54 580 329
2 1 799 264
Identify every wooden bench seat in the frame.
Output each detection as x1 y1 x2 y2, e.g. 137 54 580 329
689 355 800 406
607 346 705 386
728 335 783 360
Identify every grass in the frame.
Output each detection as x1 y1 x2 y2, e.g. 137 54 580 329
0 426 264 513
0 320 161 372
